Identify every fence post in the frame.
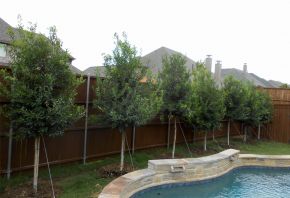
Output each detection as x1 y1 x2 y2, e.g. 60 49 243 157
7 122 13 179
131 126 136 154
83 74 90 164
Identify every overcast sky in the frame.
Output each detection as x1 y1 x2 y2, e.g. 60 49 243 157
2 0 290 83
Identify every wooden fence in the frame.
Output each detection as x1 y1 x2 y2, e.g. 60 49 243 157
0 75 289 175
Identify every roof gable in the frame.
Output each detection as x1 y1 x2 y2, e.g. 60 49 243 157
141 46 195 74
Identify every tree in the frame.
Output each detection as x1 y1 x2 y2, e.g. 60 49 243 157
256 91 273 139
223 76 249 145
0 24 83 192
184 63 225 151
241 84 273 141
94 33 162 171
158 53 191 158
241 83 260 142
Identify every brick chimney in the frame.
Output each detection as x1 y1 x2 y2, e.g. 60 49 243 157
205 55 212 72
214 60 222 87
243 63 248 73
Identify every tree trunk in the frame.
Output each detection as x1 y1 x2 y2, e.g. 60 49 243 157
212 128 215 141
227 120 231 146
33 137 40 193
243 126 247 142
241 123 244 135
204 132 207 151
258 124 261 140
120 131 125 172
167 115 171 150
192 128 195 143
132 126 136 154
172 117 177 159
7 123 13 180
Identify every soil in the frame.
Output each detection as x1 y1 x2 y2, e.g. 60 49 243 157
1 179 61 198
98 163 134 178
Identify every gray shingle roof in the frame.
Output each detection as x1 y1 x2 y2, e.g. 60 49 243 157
82 47 284 88
0 18 13 66
268 80 283 88
0 17 79 74
69 64 82 75
0 18 13 44
82 47 196 77
220 68 282 88
141 46 195 74
83 66 106 77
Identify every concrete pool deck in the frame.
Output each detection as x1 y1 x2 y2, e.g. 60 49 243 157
98 149 290 198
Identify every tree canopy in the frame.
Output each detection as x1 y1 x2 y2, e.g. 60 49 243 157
185 63 225 131
0 24 83 139
241 84 273 127
236 83 273 127
223 76 249 122
94 33 162 131
159 53 191 118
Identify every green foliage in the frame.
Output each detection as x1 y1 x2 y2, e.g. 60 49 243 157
242 83 261 126
158 53 191 118
94 33 162 132
184 63 225 131
280 83 289 89
258 90 273 124
223 76 249 122
242 84 273 126
223 76 273 128
0 24 84 139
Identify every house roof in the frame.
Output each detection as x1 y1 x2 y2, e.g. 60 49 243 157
268 80 283 88
220 68 283 88
82 47 284 88
0 18 13 44
69 64 83 75
82 46 196 77
141 46 195 74
0 17 78 73
83 66 106 77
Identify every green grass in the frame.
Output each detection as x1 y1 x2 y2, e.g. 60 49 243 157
1 137 290 197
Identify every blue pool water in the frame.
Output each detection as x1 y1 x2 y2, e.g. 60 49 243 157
131 167 290 198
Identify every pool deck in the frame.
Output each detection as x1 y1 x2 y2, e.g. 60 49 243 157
98 149 290 198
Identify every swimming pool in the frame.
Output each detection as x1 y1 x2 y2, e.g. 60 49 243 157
99 150 290 198
132 167 290 198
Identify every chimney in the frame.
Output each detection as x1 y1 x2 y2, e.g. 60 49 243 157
243 63 248 73
214 60 222 87
205 55 212 72
191 62 196 72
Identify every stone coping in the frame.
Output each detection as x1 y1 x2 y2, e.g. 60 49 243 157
148 149 239 172
98 150 290 198
240 154 290 160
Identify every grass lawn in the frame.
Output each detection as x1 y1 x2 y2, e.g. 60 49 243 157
1 137 290 197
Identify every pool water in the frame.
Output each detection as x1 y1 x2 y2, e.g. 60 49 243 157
131 167 290 198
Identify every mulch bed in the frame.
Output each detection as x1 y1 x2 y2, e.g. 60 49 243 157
1 179 61 198
98 163 134 178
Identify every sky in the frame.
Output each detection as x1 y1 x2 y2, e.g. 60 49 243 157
1 0 290 84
